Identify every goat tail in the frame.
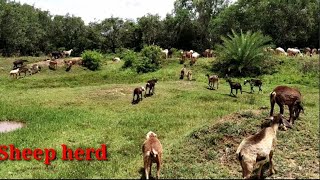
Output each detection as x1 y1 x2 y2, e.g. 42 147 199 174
270 91 276 102
151 148 158 158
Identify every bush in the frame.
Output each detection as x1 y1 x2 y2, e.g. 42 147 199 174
121 50 138 69
136 45 162 73
214 29 274 77
81 50 103 71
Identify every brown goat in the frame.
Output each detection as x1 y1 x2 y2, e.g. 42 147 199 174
180 65 191 80
206 74 219 90
49 60 58 70
132 86 145 103
269 86 304 125
142 131 163 180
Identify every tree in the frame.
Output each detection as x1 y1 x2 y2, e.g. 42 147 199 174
214 30 274 77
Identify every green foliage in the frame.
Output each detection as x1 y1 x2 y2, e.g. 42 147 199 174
135 45 162 73
214 29 274 77
121 49 138 69
81 50 103 71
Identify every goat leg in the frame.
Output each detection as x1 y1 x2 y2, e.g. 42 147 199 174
156 161 161 179
269 150 275 176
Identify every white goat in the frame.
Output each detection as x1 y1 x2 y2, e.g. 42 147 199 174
236 114 285 179
63 49 73 57
275 47 287 56
9 68 20 79
162 49 169 59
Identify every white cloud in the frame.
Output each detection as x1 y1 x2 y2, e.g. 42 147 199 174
16 0 175 24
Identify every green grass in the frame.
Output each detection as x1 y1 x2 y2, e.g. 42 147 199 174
0 55 318 178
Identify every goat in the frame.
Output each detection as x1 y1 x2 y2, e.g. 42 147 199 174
51 51 63 59
269 86 304 125
244 79 262 93
9 68 20 79
13 59 28 69
275 47 287 56
206 74 219 90
113 57 121 62
287 48 303 57
65 60 73 72
180 65 192 80
18 66 32 77
145 78 158 97
49 60 58 70
132 86 145 103
162 49 169 59
202 49 213 58
31 64 41 74
236 114 286 179
311 48 318 56
63 49 73 57
142 131 163 180
226 78 242 96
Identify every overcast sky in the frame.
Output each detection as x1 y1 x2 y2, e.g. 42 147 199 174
17 0 176 24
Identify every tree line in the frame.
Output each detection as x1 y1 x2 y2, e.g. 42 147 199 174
0 0 318 57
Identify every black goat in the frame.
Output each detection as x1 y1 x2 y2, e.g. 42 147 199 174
226 78 242 96
244 79 262 93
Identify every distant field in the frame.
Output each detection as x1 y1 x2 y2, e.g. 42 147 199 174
0 55 318 178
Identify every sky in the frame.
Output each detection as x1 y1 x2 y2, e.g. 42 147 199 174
16 0 176 24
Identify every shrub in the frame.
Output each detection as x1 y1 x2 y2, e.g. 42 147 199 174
81 50 103 71
136 45 162 73
214 29 274 77
121 50 138 69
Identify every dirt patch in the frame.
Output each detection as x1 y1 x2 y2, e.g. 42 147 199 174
0 121 25 133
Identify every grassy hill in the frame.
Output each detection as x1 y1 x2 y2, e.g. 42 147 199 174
0 55 318 178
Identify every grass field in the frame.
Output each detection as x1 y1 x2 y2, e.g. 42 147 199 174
0 55 318 178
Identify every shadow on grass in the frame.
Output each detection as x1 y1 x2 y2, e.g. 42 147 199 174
144 93 154 98
132 99 142 105
138 167 157 180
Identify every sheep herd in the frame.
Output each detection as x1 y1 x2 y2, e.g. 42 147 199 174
6 47 308 179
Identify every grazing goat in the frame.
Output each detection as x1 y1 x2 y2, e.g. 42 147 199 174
13 59 28 69
31 64 41 74
226 78 242 96
65 60 73 72
113 57 121 62
236 114 285 179
269 86 304 125
145 78 158 96
132 86 145 103
63 49 73 57
180 65 192 80
206 74 219 90
244 79 262 93
49 60 58 70
203 49 213 58
287 48 303 57
9 68 20 79
142 131 163 180
51 51 63 59
311 48 318 56
275 47 287 56
18 66 32 77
